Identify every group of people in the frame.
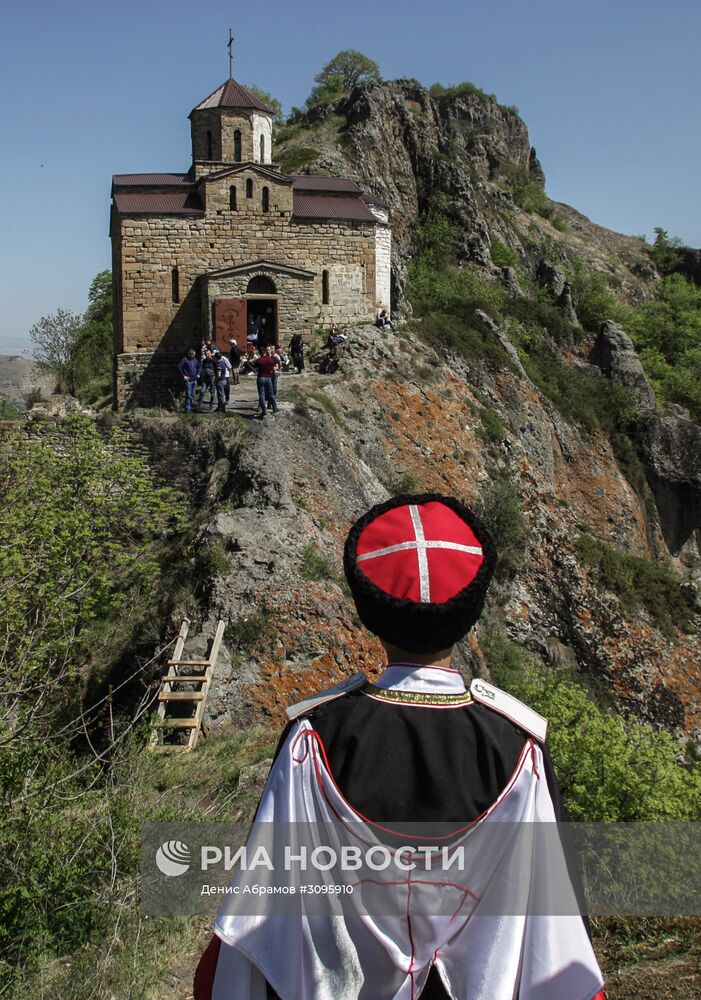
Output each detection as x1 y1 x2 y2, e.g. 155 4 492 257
177 310 393 416
177 342 235 414
176 327 310 418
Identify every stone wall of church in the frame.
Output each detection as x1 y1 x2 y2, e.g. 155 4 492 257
205 168 294 216
113 210 379 408
191 109 265 165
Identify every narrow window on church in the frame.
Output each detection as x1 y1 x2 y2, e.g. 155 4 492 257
171 267 180 304
246 178 253 199
262 186 269 213
206 131 213 160
260 135 265 163
229 185 237 210
322 269 330 305
234 130 242 162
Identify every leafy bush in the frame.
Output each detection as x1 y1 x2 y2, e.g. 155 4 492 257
502 293 577 346
490 239 518 267
199 540 230 577
227 608 273 652
387 470 422 496
430 80 496 102
0 417 187 965
501 163 548 215
301 544 336 582
476 475 528 579
647 226 686 275
477 404 508 443
626 273 701 421
481 625 701 821
575 533 696 638
276 146 319 173
569 263 627 331
0 396 20 419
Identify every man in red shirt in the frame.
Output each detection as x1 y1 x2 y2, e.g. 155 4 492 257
252 345 280 418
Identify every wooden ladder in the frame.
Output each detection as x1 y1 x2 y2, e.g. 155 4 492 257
148 618 225 753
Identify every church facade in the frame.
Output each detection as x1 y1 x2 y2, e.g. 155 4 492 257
110 78 391 409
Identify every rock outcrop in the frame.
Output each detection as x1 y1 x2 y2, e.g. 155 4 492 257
590 321 658 415
642 410 701 554
276 80 655 309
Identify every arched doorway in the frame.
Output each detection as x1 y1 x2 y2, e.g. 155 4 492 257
246 275 278 347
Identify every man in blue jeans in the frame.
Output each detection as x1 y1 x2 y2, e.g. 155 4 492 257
177 349 200 413
197 350 217 411
212 352 228 413
252 344 280 418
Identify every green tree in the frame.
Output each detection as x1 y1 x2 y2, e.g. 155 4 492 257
626 273 701 421
29 307 82 394
306 50 380 107
0 416 187 959
648 226 685 275
245 84 284 123
74 269 113 386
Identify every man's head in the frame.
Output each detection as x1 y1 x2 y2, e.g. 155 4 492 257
265 344 275 356
344 494 496 653
187 349 196 359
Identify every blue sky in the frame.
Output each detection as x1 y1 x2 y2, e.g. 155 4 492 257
1 0 699 354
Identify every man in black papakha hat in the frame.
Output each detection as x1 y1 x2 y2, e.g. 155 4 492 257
195 494 606 1000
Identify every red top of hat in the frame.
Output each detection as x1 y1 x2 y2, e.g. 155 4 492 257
355 500 484 604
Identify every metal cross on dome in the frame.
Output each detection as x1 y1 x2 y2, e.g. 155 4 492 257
227 30 234 78
356 504 483 602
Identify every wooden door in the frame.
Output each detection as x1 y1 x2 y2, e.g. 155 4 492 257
214 298 247 351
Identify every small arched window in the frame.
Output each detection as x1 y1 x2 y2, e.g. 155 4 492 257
229 185 237 210
322 269 330 305
247 275 276 294
259 135 265 163
234 130 242 162
262 186 269 213
246 178 253 199
206 131 213 160
171 267 180 304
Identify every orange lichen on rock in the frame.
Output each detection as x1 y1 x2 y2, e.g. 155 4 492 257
552 431 647 551
370 380 483 498
244 583 384 723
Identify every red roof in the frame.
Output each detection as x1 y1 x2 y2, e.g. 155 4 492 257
192 79 274 114
112 191 204 216
292 193 377 222
291 175 361 193
112 172 193 187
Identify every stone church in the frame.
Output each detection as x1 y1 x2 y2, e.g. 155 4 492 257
110 78 391 409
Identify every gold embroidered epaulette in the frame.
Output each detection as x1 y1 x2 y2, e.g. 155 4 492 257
285 673 367 721
470 678 547 742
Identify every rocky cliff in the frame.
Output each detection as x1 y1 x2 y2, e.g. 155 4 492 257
134 314 700 747
276 79 657 305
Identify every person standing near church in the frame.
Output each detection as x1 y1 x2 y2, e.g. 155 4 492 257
213 351 231 409
193 494 606 1000
252 343 279 418
177 349 200 413
289 332 305 373
197 350 216 411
